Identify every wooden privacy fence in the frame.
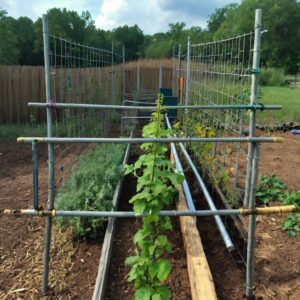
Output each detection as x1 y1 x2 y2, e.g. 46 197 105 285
0 63 173 124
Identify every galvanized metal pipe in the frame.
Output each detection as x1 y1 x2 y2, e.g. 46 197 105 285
244 9 262 208
32 141 39 210
42 14 55 294
28 102 282 111
4 205 295 218
246 142 260 299
17 136 284 144
122 45 125 102
166 116 234 251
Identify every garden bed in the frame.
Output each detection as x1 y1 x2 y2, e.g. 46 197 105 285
1 131 299 299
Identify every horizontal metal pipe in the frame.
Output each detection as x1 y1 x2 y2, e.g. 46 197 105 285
17 136 284 144
2 205 296 218
121 116 151 120
28 102 282 111
166 115 235 251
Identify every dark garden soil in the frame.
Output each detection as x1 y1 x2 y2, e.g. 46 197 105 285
0 131 299 299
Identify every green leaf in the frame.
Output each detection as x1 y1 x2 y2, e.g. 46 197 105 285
125 255 139 266
152 285 170 300
133 199 146 215
135 286 153 300
156 259 171 281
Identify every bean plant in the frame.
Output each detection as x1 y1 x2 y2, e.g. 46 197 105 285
125 95 184 300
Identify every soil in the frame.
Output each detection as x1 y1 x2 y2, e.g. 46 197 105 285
0 131 299 299
0 142 101 299
194 131 300 300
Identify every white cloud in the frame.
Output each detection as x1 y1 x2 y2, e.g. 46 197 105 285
0 0 241 33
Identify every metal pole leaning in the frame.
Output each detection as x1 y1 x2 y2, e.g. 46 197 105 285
246 143 260 299
42 14 55 294
166 116 234 251
165 116 196 213
244 9 262 207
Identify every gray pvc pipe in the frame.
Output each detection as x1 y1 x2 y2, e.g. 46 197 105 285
165 116 234 251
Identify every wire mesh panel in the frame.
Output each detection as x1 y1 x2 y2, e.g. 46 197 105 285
185 32 255 206
48 35 123 138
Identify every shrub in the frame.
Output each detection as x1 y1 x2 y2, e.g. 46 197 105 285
259 68 286 86
55 144 125 238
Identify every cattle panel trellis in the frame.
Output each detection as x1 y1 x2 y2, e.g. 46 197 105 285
2 9 296 300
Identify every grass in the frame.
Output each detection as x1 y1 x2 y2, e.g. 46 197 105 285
0 123 47 141
257 86 300 124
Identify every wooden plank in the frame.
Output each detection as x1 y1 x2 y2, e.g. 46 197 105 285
171 154 218 300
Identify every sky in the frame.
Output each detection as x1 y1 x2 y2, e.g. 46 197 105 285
0 0 240 34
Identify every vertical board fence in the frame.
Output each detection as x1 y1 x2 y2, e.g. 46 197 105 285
0 64 173 124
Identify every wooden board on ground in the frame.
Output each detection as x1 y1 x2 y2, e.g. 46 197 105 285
171 154 218 300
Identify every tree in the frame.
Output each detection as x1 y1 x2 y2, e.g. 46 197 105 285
210 0 300 73
112 25 144 60
0 10 19 65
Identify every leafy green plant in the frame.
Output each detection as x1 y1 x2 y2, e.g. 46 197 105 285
256 176 300 237
256 175 287 205
55 144 125 238
125 95 184 300
281 191 300 237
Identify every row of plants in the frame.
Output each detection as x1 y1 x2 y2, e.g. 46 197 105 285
256 175 300 237
55 143 125 238
173 115 240 207
124 96 184 300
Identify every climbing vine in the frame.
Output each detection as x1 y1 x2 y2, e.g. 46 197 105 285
125 95 184 300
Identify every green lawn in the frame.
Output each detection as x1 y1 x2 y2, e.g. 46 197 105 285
257 86 300 124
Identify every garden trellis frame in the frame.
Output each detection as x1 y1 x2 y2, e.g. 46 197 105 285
4 9 295 300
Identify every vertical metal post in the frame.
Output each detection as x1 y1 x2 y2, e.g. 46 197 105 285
137 64 140 91
246 142 260 299
177 44 182 108
32 141 39 210
244 9 262 207
111 41 115 104
159 63 163 89
121 45 125 134
42 14 55 294
185 37 191 135
122 45 125 102
172 46 175 92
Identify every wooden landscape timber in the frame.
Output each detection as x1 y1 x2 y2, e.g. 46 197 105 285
171 153 218 300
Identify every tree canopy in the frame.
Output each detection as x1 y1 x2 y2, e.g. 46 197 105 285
0 1 299 74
